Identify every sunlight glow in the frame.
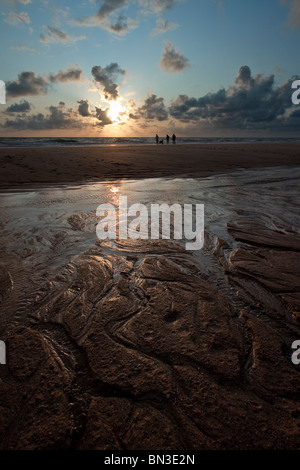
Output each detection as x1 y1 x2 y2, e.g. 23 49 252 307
107 100 126 124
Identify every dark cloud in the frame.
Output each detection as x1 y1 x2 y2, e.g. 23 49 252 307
96 0 127 20
77 99 92 117
2 102 81 130
94 107 113 127
6 71 49 98
2 99 116 130
77 99 114 127
75 0 182 36
235 65 253 86
76 0 180 36
131 94 169 121
91 63 125 100
109 14 130 33
40 26 86 44
6 100 31 113
6 66 83 99
169 66 299 131
76 0 136 36
160 42 190 73
49 66 82 83
42 26 67 41
107 16 137 35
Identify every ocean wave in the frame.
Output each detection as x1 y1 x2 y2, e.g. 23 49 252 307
0 136 300 148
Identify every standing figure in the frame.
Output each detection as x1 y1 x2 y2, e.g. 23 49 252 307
172 134 176 144
155 134 159 145
166 134 170 144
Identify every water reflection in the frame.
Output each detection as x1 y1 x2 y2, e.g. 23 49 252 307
0 166 299 281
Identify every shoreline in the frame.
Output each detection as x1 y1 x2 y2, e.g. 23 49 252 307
0 164 299 194
0 142 299 190
2 140 300 149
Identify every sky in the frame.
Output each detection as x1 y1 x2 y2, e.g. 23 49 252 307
0 0 300 137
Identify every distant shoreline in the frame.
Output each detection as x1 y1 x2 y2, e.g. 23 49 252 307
0 142 299 190
1 136 300 149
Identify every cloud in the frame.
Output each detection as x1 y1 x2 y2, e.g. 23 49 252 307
96 0 127 19
2 99 115 131
75 0 183 36
6 100 31 113
77 99 92 117
2 0 31 4
2 102 82 130
168 65 299 131
108 13 136 34
10 44 37 53
75 0 137 36
140 0 183 13
95 107 113 126
6 72 49 98
3 11 30 25
91 63 126 100
40 26 86 44
234 65 253 86
6 66 83 98
160 41 190 73
151 17 178 35
77 15 137 36
281 0 300 28
131 93 169 121
49 66 82 83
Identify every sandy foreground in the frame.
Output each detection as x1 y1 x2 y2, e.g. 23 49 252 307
0 142 299 188
0 143 300 450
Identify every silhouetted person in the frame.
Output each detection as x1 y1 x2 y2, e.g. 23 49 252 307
166 134 170 144
155 134 159 145
172 134 176 144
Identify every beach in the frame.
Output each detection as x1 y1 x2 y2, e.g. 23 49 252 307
0 143 300 450
0 142 299 188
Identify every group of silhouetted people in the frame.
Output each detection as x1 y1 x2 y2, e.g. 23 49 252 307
155 133 176 145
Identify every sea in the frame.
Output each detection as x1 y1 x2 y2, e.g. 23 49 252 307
0 136 300 147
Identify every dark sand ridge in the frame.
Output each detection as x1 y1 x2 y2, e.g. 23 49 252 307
1 229 300 450
0 142 299 188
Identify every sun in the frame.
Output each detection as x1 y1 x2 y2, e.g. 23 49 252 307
107 100 125 123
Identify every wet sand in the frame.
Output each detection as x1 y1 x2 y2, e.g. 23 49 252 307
0 142 299 188
0 148 300 450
